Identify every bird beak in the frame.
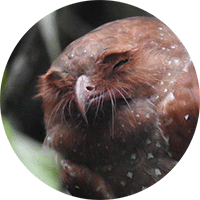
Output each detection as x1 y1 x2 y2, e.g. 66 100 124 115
75 75 130 124
75 75 95 123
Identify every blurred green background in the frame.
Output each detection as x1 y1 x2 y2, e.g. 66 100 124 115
2 118 60 190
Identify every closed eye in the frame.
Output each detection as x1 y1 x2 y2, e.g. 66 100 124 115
113 58 129 70
49 71 62 80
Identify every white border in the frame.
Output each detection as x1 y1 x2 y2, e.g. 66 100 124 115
0 1 199 200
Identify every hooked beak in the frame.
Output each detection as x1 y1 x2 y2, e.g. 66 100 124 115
75 75 96 123
75 74 130 123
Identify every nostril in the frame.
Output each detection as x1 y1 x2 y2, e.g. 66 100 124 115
86 86 95 91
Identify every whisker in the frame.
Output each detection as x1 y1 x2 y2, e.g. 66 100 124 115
46 97 66 129
46 92 74 129
110 88 117 108
132 74 157 88
107 89 115 138
68 97 74 121
106 82 134 111
85 100 92 115
62 95 73 125
75 119 82 129
61 103 68 125
100 91 105 112
93 91 103 123
117 87 135 102
113 86 132 111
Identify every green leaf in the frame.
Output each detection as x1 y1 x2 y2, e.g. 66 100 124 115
2 118 60 190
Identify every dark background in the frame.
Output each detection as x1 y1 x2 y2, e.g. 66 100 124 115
1 0 152 143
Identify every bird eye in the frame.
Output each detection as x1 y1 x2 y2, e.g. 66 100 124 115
113 58 129 70
48 71 62 80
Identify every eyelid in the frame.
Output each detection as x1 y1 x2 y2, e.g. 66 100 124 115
48 71 62 80
102 52 129 64
113 58 130 70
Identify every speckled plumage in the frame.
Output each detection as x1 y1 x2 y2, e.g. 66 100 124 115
37 17 199 199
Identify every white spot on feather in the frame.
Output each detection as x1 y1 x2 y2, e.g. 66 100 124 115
168 92 175 101
164 88 168 93
156 141 161 148
155 168 162 176
171 45 177 49
183 64 189 72
120 180 126 186
148 153 154 159
146 139 151 144
127 172 133 179
70 53 75 58
174 59 180 64
184 114 190 120
168 60 172 65
159 33 164 37
145 113 150 118
142 186 147 190
131 153 136 160
46 136 51 141
75 185 80 189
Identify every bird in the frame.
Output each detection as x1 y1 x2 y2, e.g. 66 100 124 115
36 17 199 199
